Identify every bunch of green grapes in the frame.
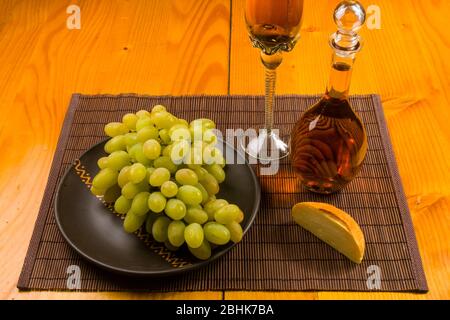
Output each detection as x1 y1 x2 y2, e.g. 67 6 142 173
90 105 244 260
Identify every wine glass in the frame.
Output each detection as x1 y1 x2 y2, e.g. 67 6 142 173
243 0 304 161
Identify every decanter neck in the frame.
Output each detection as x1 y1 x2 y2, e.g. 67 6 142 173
325 53 355 100
325 0 366 101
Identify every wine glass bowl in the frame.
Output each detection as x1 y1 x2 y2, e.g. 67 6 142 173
245 0 304 55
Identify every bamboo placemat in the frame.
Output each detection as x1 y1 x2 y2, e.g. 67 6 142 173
18 94 428 292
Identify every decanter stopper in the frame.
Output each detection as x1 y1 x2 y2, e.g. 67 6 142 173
331 1 366 54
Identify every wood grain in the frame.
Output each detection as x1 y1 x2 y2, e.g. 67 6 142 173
0 0 449 300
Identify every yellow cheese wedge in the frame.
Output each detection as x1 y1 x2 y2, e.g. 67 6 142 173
292 202 365 264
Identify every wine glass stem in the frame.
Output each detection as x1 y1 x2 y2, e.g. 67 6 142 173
260 51 283 136
264 67 276 135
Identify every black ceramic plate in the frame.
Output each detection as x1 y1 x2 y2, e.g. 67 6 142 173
55 140 260 276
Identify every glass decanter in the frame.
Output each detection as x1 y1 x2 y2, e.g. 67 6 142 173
290 0 368 194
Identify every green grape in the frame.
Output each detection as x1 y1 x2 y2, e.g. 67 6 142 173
148 191 167 213
162 144 173 157
104 135 126 154
149 167 171 187
205 164 225 183
123 210 147 233
129 163 147 183
137 151 152 167
128 143 142 160
190 118 216 131
186 163 201 170
124 132 138 148
135 116 152 131
142 139 161 160
90 186 105 196
160 180 178 198
194 183 209 204
151 105 167 113
216 150 226 167
153 156 177 174
168 123 189 135
103 184 121 202
159 129 171 144
167 220 186 247
164 199 186 220
214 204 242 224
151 111 177 129
184 206 208 225
114 195 132 214
184 223 204 248
203 222 231 245
131 191 150 216
188 239 211 260
117 166 131 188
137 126 159 142
164 240 179 251
145 213 160 234
92 168 118 190
121 181 145 200
136 109 151 118
97 157 109 169
204 199 228 221
104 122 128 137
146 167 155 180
190 118 216 129
199 173 219 196
175 168 198 186
177 118 189 127
193 167 208 180
107 151 130 171
122 113 138 131
152 216 171 242
176 185 203 206
226 221 244 243
236 209 244 223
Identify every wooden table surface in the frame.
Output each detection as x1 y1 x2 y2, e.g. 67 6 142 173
0 0 449 300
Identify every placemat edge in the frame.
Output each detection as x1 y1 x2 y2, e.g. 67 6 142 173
371 94 428 293
17 94 80 290
72 93 381 100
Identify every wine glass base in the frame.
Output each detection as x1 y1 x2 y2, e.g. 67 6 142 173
241 130 289 162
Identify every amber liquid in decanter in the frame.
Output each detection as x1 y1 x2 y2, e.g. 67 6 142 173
290 62 368 194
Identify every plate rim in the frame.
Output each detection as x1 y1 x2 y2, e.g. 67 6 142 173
55 139 261 277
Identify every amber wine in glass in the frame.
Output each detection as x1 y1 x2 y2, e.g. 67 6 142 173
244 0 304 161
